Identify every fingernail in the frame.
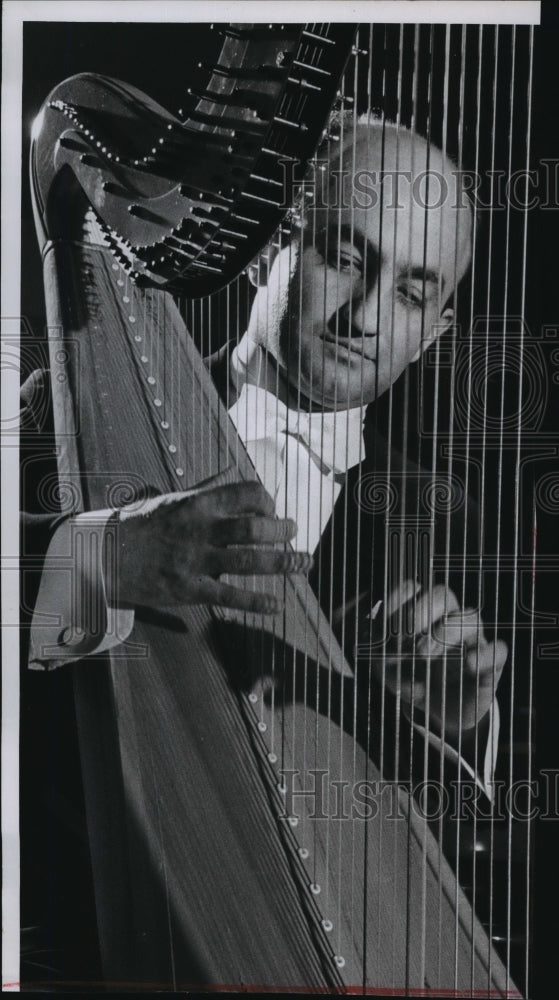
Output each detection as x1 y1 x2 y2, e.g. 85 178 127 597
280 519 297 540
291 552 312 572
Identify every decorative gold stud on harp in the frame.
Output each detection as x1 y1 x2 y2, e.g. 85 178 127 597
29 20 534 996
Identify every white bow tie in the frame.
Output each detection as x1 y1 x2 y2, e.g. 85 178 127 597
228 383 364 478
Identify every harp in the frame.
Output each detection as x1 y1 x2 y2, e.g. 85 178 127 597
28 20 535 996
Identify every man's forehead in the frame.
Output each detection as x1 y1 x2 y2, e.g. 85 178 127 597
344 124 441 171
310 125 472 282
328 127 464 205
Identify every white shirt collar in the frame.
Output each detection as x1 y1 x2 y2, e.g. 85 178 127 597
230 333 365 475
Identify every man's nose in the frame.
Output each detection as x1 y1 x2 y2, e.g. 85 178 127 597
341 283 380 337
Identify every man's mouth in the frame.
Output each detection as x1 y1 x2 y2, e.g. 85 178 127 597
320 333 377 361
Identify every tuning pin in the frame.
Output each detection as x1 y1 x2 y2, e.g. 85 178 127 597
190 211 220 228
190 259 223 274
249 172 283 189
203 248 227 262
162 237 196 259
287 75 321 93
322 128 341 143
59 136 85 152
79 152 100 167
128 204 168 226
231 210 259 227
220 226 248 240
292 58 331 78
301 29 335 46
102 180 128 197
273 115 308 132
178 184 233 209
261 147 297 163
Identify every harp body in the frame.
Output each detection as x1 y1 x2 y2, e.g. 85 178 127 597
28 21 534 995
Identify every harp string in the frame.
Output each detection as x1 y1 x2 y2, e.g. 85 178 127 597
500 25 535 996
525 489 536 1000
472 23 500 982
331 97 349 940
384 18 404 855
355 24 375 986
402 25 422 986
519 31 535 998
323 103 338 940
329 79 343 941
428 21 457 977
317 112 339 925
349 30 363 962
433 21 455 978
200 297 206 479
460 24 484 975
350 36 371 951
207 292 213 476
495 25 519 990
455 23 472 983
410 22 436 986
377 24 405 983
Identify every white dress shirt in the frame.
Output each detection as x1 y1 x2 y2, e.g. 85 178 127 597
228 333 365 553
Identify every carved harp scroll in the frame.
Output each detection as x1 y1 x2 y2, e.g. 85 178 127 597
30 20 534 996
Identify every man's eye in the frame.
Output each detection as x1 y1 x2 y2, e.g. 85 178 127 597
398 284 424 307
315 235 364 274
328 243 363 272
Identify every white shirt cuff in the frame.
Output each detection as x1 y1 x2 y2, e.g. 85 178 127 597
29 510 135 670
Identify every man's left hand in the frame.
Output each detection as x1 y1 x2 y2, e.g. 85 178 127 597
361 580 507 739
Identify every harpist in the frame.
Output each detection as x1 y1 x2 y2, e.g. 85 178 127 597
20 21 533 996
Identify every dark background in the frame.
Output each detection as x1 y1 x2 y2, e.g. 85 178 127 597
18 14 559 997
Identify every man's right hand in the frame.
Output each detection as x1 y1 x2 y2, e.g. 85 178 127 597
104 481 310 615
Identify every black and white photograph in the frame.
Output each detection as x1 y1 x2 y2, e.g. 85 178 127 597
2 1 558 996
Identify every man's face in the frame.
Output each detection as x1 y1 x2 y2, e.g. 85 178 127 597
247 126 472 411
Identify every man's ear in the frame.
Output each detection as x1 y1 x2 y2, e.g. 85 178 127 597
246 242 279 288
440 306 454 330
410 307 454 363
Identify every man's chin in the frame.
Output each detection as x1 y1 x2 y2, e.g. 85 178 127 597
283 361 374 412
297 383 364 413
